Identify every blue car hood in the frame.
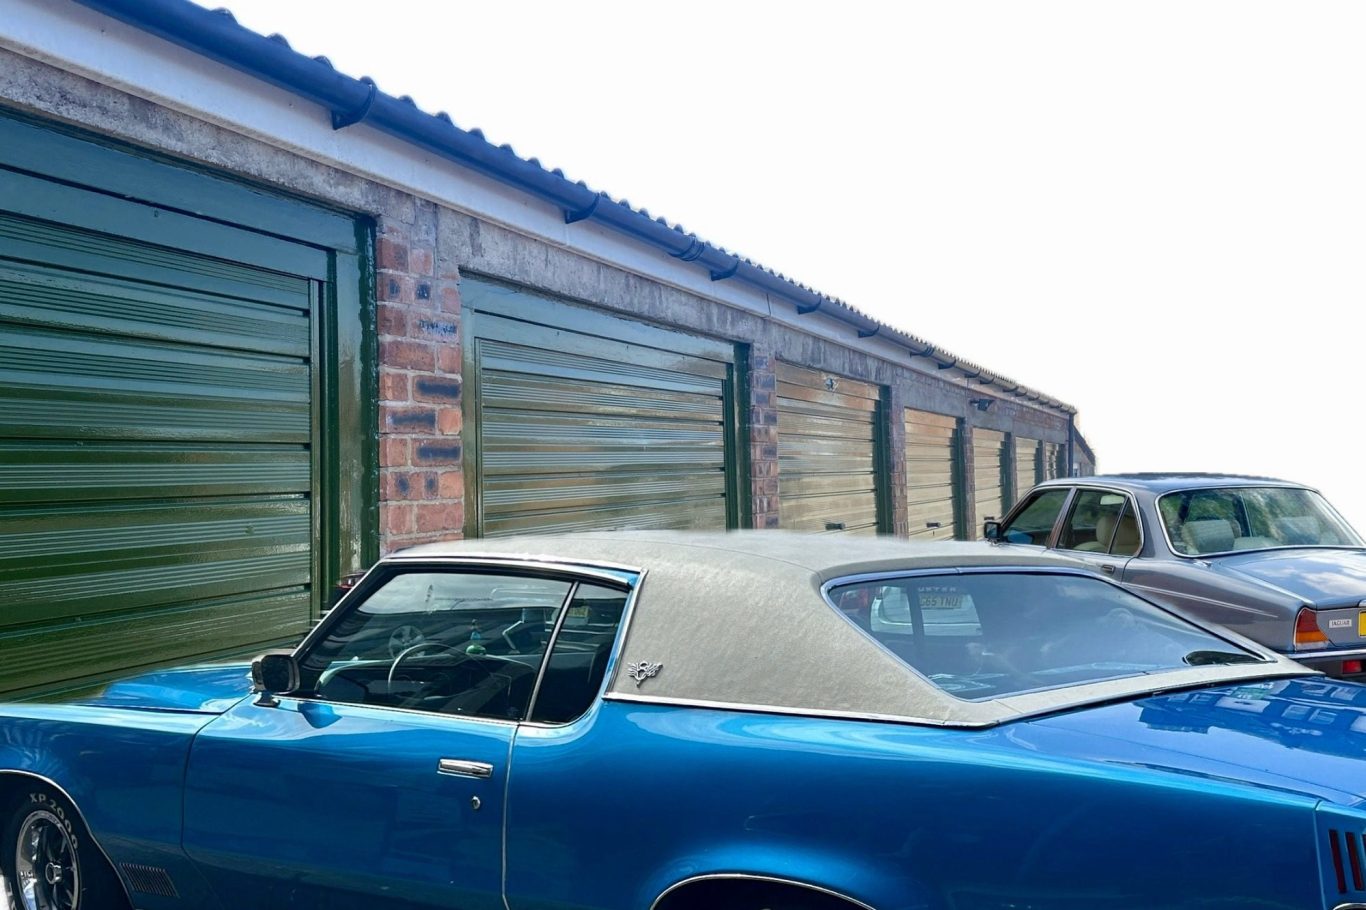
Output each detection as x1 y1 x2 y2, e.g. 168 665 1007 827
79 663 255 714
1212 547 1366 606
1016 677 1366 807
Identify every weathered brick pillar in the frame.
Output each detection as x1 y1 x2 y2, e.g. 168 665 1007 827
961 421 979 540
885 386 908 537
748 345 780 529
376 205 465 553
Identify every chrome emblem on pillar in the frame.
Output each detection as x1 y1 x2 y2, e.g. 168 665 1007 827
626 661 662 686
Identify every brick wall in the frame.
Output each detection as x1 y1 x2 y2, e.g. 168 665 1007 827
748 346 780 528
376 205 466 552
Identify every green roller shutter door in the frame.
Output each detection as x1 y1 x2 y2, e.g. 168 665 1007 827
776 363 884 535
904 408 959 541
464 279 737 536
0 212 321 695
973 427 1009 531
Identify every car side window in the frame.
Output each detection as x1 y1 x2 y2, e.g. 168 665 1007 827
1060 490 1140 556
1000 489 1069 545
300 570 577 721
528 584 629 724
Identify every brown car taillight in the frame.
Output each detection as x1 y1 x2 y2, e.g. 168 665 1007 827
1294 607 1330 650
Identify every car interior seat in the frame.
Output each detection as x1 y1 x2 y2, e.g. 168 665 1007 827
1181 518 1235 554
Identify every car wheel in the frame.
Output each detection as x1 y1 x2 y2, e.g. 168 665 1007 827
1 785 123 910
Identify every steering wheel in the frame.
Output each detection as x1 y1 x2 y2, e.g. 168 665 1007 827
386 641 490 688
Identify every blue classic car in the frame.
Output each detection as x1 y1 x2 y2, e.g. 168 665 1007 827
2 532 1365 910
986 474 1366 679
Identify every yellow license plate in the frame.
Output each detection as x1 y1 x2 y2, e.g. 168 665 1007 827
1360 610 1365 637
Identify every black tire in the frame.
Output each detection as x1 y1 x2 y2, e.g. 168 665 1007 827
1 784 125 910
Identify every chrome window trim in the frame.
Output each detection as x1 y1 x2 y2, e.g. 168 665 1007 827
0 770 137 908
649 873 876 910
1053 485 1145 557
1155 485 1365 559
521 568 646 728
293 557 639 660
601 668 1313 730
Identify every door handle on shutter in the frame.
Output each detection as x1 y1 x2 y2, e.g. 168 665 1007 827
926 522 941 529
438 759 494 779
825 522 846 531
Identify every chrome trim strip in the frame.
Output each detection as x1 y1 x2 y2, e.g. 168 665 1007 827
275 696 519 727
384 553 644 578
293 558 638 663
1292 646 1366 663
603 666 1314 730
1332 904 1366 910
0 770 137 908
437 758 494 779
1122 582 1279 618
649 873 876 910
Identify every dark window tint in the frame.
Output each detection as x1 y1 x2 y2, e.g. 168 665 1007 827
828 572 1261 700
1001 489 1069 545
530 584 629 724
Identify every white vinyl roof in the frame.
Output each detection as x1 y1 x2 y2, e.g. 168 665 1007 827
393 531 1313 727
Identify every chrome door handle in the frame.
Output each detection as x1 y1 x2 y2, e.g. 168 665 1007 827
438 759 494 779
1100 564 1116 574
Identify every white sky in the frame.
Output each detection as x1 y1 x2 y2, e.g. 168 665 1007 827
203 0 1366 528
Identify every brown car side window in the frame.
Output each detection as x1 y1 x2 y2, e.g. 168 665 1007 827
1000 489 1069 545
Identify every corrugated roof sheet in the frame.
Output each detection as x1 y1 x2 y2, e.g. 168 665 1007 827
75 0 1074 413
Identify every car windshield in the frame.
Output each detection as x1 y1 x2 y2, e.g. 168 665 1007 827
826 571 1264 701
1157 486 1363 556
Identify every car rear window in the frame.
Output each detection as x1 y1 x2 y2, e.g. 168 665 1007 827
826 571 1264 700
1158 486 1363 555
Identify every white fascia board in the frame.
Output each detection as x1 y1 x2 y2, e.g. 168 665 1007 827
0 0 1063 418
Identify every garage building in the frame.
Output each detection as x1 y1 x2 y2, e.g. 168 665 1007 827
0 0 1091 696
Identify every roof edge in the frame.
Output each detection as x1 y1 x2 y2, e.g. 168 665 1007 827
71 0 1075 415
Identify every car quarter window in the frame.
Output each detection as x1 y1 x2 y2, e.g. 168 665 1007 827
1059 490 1140 556
297 571 628 723
1001 489 1069 545
828 572 1261 700
529 584 629 724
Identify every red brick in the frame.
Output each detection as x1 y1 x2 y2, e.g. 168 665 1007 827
382 405 437 433
413 376 461 403
380 339 435 372
377 237 409 271
437 344 462 373
438 408 463 436
382 470 436 501
439 285 462 314
416 501 464 534
377 303 409 337
378 371 410 402
379 437 409 468
414 317 458 342
413 440 462 466
438 470 465 499
378 273 414 304
409 246 434 276
383 502 415 535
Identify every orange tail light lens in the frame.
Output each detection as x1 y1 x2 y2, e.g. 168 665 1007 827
1294 607 1330 650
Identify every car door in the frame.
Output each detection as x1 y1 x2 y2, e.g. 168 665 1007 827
1053 487 1143 580
181 565 592 910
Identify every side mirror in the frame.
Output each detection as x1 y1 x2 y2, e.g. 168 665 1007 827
251 650 300 706
983 520 1003 541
